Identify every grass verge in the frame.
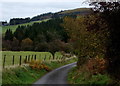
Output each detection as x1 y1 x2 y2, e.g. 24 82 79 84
2 57 77 85
2 66 47 84
68 67 112 85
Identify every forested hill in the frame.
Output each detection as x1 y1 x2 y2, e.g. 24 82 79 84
2 8 92 25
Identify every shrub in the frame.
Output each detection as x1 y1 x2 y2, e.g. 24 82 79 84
21 38 33 51
28 60 52 71
87 57 107 75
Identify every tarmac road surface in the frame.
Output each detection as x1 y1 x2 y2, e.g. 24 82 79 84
33 62 76 86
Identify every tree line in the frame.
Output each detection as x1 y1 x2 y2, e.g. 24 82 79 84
7 9 91 25
3 18 72 57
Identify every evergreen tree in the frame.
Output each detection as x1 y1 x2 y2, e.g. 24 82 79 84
5 29 13 41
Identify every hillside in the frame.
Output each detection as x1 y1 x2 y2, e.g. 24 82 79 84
2 19 50 34
2 8 92 34
59 8 91 14
30 8 92 22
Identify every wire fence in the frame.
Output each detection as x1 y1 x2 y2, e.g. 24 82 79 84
2 54 64 69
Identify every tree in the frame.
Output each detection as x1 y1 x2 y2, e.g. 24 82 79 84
63 15 109 66
90 1 120 81
89 2 120 12
10 18 30 25
21 38 33 51
34 42 49 52
2 40 12 51
14 26 26 45
11 37 20 51
45 31 60 42
3 18 70 55
49 40 60 59
4 29 13 41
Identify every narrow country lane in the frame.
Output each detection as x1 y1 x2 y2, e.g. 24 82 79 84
33 62 76 86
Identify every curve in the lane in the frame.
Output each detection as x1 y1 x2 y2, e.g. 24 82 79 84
33 62 76 85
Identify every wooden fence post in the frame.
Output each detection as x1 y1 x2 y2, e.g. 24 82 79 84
28 55 30 62
19 55 22 65
25 56 27 63
56 56 58 60
53 56 54 60
44 55 46 61
12 55 14 65
49 55 51 60
61 57 63 60
59 56 60 60
31 55 33 61
34 55 36 60
39 54 41 57
3 55 6 68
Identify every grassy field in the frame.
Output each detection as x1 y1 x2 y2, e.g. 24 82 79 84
2 51 62 66
2 19 50 34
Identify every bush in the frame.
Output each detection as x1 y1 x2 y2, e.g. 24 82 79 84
34 42 49 51
87 57 107 75
68 67 111 85
28 60 52 72
21 38 33 51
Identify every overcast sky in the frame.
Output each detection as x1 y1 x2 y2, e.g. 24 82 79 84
0 0 90 22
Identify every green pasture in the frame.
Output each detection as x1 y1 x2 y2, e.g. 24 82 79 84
2 51 62 66
2 19 50 35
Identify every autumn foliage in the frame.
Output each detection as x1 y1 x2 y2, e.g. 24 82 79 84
29 60 52 72
87 57 107 75
63 14 109 66
63 5 120 82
